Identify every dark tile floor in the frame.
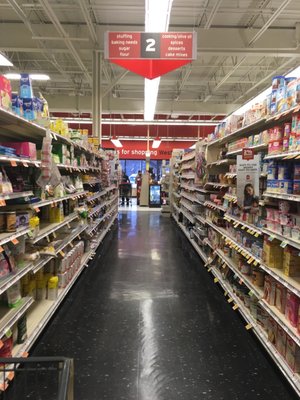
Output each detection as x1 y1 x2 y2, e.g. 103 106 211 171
11 211 299 399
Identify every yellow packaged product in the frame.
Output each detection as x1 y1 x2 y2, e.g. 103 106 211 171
263 239 283 269
284 246 300 277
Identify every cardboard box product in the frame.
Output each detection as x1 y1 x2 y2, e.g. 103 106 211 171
275 283 287 314
263 275 277 306
19 74 33 98
0 142 37 160
283 246 300 277
263 239 283 268
285 291 300 328
0 75 12 110
286 337 300 373
276 326 287 357
22 98 35 121
267 317 278 345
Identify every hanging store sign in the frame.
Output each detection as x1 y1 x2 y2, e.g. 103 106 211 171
237 152 260 210
104 31 197 79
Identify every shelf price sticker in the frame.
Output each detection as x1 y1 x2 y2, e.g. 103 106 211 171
22 161 28 168
7 372 14 381
224 291 228 297
214 277 219 283
0 199 6 207
268 236 274 242
233 304 239 311
281 241 288 248
245 323 253 330
34 207 40 213
10 160 17 167
241 226 246 230
0 246 3 253
228 298 233 303
11 238 19 245
59 250 65 257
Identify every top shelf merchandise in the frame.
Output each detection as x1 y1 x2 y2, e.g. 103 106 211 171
171 72 300 396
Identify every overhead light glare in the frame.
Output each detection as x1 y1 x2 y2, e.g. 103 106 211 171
152 138 161 148
189 143 196 149
0 53 13 67
4 73 50 81
4 73 21 80
29 74 50 81
144 78 160 121
111 137 123 148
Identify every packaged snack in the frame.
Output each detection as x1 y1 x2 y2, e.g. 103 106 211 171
283 246 300 277
263 238 283 269
6 281 22 307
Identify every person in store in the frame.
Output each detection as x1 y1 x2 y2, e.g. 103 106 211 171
135 170 143 206
243 183 259 209
120 172 131 206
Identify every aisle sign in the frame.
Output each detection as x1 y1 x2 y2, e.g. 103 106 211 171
105 31 197 79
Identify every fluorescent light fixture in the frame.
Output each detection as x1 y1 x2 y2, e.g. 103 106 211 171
4 73 21 80
111 137 123 148
152 138 161 148
29 74 50 80
144 0 174 121
0 53 13 67
51 117 218 127
4 73 50 80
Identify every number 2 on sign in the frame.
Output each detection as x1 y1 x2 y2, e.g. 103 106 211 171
146 38 156 52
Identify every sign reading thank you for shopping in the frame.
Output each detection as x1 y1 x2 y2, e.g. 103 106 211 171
105 31 197 79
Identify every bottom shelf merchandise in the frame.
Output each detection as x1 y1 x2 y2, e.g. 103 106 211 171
172 212 300 395
0 209 118 391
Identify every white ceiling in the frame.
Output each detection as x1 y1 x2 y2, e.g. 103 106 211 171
1 0 300 117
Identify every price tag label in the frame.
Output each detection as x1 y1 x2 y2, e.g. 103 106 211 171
67 223 71 229
214 277 219 283
0 199 6 207
53 133 57 140
281 241 288 248
46 236 50 243
233 304 239 310
249 290 254 297
245 323 253 330
234 223 239 228
241 226 246 230
254 233 259 238
34 162 39 168
10 160 17 167
268 236 274 242
78 234 81 239
11 238 19 245
59 250 65 257
0 340 3 349
34 207 40 213
52 232 57 238
70 242 74 248
0 246 3 253
222 263 226 269
7 372 14 381
247 257 254 264
253 260 258 266
228 298 233 303
22 161 28 167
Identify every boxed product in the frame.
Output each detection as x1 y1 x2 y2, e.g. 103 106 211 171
286 337 300 372
263 238 283 269
0 75 12 110
283 246 300 277
276 325 287 357
267 317 278 344
11 93 23 116
264 275 276 305
0 141 36 160
285 291 300 327
275 283 287 314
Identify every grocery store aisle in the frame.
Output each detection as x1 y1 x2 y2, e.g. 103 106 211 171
29 211 296 400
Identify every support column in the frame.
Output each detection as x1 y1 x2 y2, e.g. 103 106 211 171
92 50 102 145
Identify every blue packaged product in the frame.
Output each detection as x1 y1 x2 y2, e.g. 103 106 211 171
267 160 278 179
22 98 35 121
11 93 22 116
272 76 286 90
279 179 293 194
285 77 296 85
19 74 33 99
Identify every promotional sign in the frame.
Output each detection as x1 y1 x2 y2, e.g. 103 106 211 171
105 31 197 79
101 140 195 160
237 152 260 209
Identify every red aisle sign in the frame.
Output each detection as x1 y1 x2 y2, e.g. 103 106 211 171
104 31 197 79
242 148 255 160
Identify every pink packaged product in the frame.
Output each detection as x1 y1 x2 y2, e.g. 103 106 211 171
0 75 12 110
264 275 276 306
276 326 287 357
268 139 283 155
286 337 300 372
275 283 287 314
270 126 283 141
0 142 36 160
285 291 300 328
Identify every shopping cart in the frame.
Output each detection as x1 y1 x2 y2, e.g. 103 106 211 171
0 357 74 400
119 183 132 206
